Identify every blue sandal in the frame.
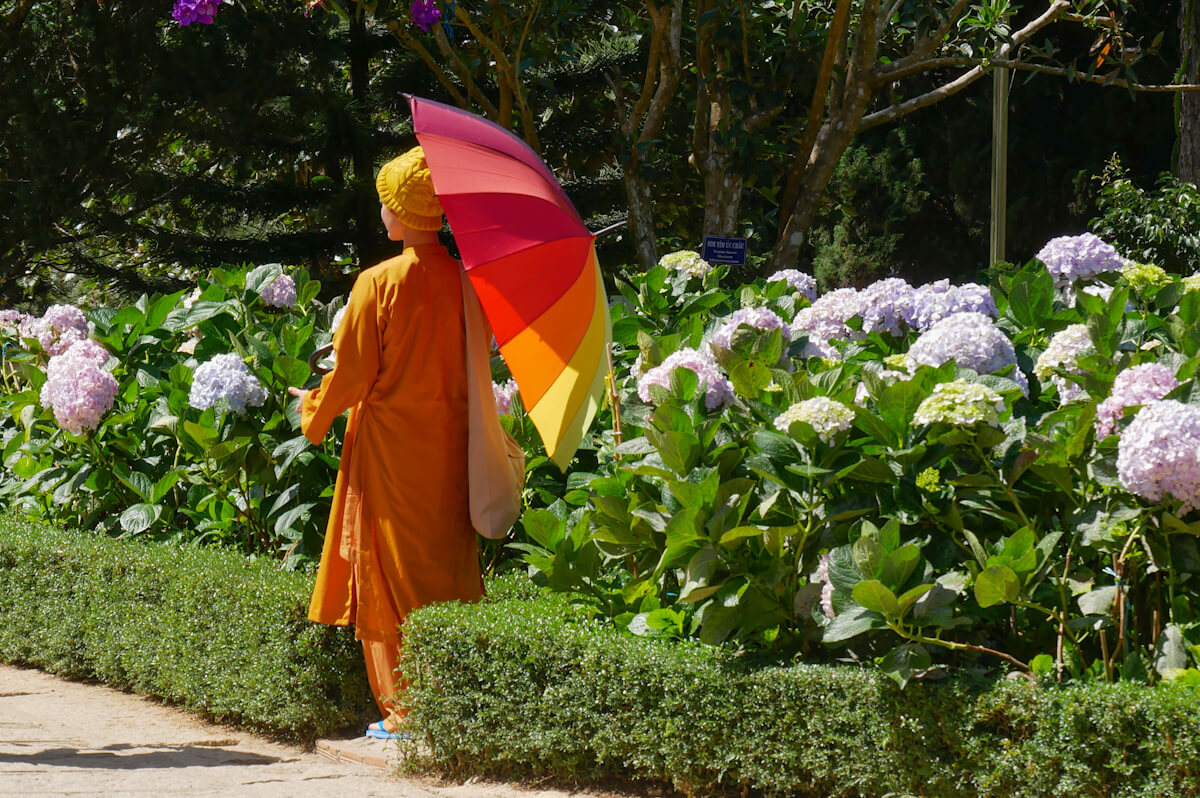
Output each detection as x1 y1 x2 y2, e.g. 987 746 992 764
365 720 410 741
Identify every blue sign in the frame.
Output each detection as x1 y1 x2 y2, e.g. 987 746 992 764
702 235 748 266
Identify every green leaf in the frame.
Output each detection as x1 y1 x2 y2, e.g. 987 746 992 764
1077 585 1117 616
523 509 566 550
880 545 921 591
151 470 183 504
718 525 766 548
852 536 886 579
1007 265 1056 328
879 381 926 436
679 546 720 602
120 503 163 535
878 643 931 689
822 606 885 643
852 580 900 617
975 565 1020 608
274 502 317 539
1030 653 1055 676
896 584 934 617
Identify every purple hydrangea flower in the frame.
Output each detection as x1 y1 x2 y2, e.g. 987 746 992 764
1034 324 1093 404
1036 233 1124 288
1095 363 1180 439
910 280 997 331
410 0 442 31
1117 400 1200 513
493 379 519 415
858 277 916 337
790 287 863 359
766 270 818 302
20 304 89 356
908 311 1027 392
39 339 118 435
172 0 221 26
189 353 267 415
637 347 734 411
259 274 297 309
709 307 790 355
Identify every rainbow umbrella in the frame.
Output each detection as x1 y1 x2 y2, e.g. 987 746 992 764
407 94 611 470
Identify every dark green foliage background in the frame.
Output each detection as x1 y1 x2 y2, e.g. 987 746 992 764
402 585 1200 797
0 515 373 741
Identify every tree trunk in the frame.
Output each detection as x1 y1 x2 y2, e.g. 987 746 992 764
622 171 659 269
769 116 859 272
701 154 744 237
1179 0 1200 184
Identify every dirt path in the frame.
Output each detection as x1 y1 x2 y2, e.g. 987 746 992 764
0 664 609 798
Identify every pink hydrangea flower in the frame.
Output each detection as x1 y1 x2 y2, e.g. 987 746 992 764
790 288 863 359
709 307 790 361
20 304 89 356
39 339 118 435
1117 400 1200 513
493 379 519 415
1095 363 1180 439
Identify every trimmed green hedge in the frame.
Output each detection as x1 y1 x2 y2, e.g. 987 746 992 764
0 515 372 741
402 590 1200 797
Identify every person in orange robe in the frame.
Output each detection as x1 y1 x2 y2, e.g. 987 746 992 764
288 146 483 739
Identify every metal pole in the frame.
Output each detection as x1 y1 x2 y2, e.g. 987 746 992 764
990 67 1010 266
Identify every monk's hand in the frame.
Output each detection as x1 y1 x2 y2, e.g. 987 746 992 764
287 386 307 400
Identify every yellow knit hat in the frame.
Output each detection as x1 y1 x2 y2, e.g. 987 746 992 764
376 146 444 231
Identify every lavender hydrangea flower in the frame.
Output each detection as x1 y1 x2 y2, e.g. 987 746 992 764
172 0 221 25
189 353 267 415
0 309 28 335
636 347 734 411
910 280 997 331
913 380 1006 427
709 307 790 357
493 379 519 415
39 340 118 435
259 274 297 309
1035 233 1124 288
1117 400 1200 513
790 287 863 359
857 278 916 337
1034 325 1093 403
774 397 854 443
410 0 442 31
659 250 713 280
908 311 1028 393
1095 363 1180 439
20 304 89 356
766 270 818 302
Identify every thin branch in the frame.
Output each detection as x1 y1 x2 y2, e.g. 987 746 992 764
877 0 906 41
860 0 1071 130
875 0 974 82
387 21 468 108
877 55 1200 92
639 0 684 144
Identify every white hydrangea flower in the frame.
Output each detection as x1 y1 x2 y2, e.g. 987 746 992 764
908 312 1028 393
1034 325 1093 403
1183 274 1200 294
658 250 712 280
189 353 267 415
774 396 854 443
913 380 1006 427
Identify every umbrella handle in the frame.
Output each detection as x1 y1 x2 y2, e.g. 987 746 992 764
308 343 335 376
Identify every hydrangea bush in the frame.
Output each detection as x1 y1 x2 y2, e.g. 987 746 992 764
512 233 1200 690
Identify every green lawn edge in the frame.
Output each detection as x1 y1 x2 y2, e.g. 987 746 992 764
0 515 373 742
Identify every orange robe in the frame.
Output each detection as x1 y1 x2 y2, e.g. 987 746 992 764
301 243 483 646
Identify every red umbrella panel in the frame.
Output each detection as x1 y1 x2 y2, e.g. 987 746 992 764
408 95 611 470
